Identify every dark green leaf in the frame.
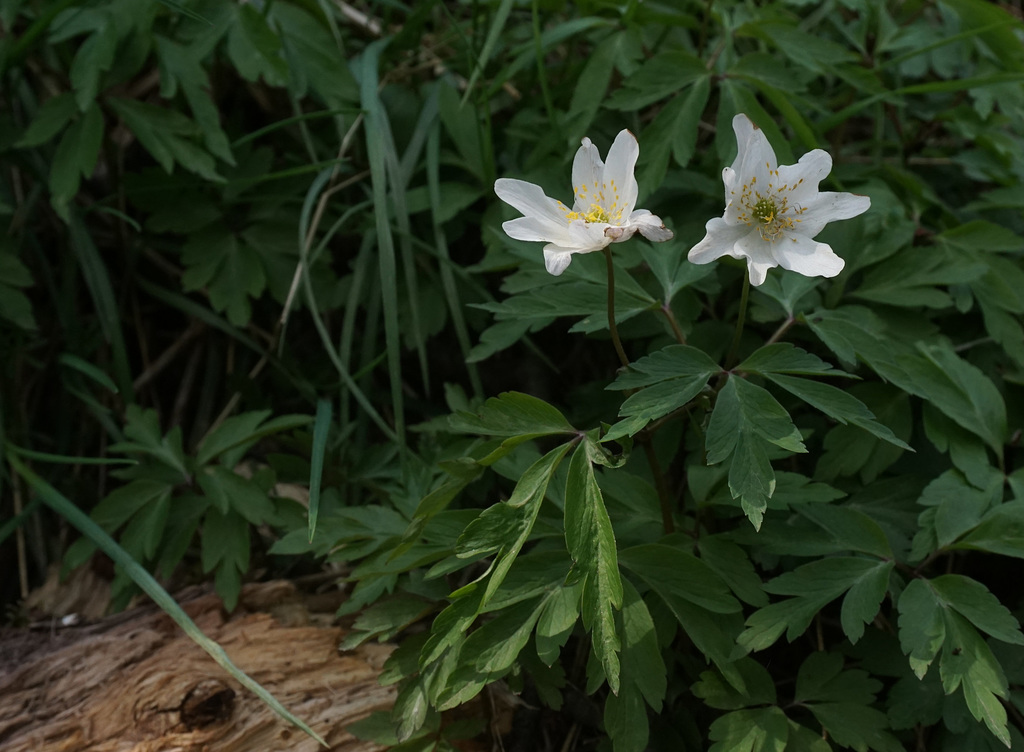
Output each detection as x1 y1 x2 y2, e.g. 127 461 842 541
565 443 622 692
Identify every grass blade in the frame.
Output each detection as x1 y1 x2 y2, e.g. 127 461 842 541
67 212 134 401
6 451 327 747
359 39 405 448
308 399 332 541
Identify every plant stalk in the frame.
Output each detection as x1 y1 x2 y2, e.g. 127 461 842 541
725 274 751 369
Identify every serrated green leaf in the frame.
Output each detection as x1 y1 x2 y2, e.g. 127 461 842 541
450 391 575 439
457 442 571 609
806 702 904 752
108 98 222 182
955 501 1024 559
797 503 893 559
16 92 77 147
692 657 778 710
565 443 622 693
795 652 882 706
706 377 805 528
197 465 276 525
619 543 741 614
92 479 173 532
741 558 892 650
181 225 265 327
932 575 1024 646
708 706 789 752
49 104 103 218
70 20 117 109
767 373 911 450
536 582 581 666
898 579 947 679
610 345 720 390
737 343 843 376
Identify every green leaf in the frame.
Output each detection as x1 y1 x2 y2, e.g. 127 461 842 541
49 103 103 219
619 543 741 615
108 98 222 182
155 35 234 164
0 241 36 329
931 575 1024 646
737 343 843 376
740 558 894 650
797 503 894 559
806 703 904 752
565 442 622 692
955 501 1024 559
226 2 288 86
535 582 581 666
92 479 173 532
898 579 947 679
70 19 117 109
766 372 913 450
456 442 572 608
16 92 77 147
605 50 708 110
692 657 778 710
610 345 721 389
604 581 664 752
196 410 272 466
817 384 912 482
938 219 1024 253
110 405 189 480
794 652 881 706
450 391 575 439
181 225 265 326
706 376 806 528
197 465 276 525
707 706 789 752
913 342 1007 458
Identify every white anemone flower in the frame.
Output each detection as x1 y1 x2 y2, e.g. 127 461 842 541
494 130 673 276
688 114 870 287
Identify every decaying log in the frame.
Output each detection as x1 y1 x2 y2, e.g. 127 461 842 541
0 581 395 752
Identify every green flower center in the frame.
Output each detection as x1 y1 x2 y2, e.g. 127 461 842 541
731 168 809 243
752 198 778 224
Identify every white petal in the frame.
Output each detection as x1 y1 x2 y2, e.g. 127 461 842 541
729 114 756 173
687 216 752 265
775 233 845 278
734 231 782 286
494 178 567 225
502 216 572 245
797 191 871 236
777 149 832 204
567 220 614 251
603 129 640 217
628 209 673 242
734 115 776 189
543 246 577 275
571 137 603 210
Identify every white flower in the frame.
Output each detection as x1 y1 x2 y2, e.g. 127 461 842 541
494 130 673 276
688 114 870 287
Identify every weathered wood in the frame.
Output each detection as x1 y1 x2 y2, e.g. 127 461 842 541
0 581 395 752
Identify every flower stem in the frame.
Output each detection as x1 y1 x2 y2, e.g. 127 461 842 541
725 274 750 369
660 302 687 344
604 247 630 369
604 247 674 534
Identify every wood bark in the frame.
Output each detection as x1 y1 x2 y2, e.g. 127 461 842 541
0 581 395 752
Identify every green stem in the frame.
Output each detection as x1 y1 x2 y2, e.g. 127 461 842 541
725 274 750 369
660 302 686 344
604 248 674 533
604 247 630 369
